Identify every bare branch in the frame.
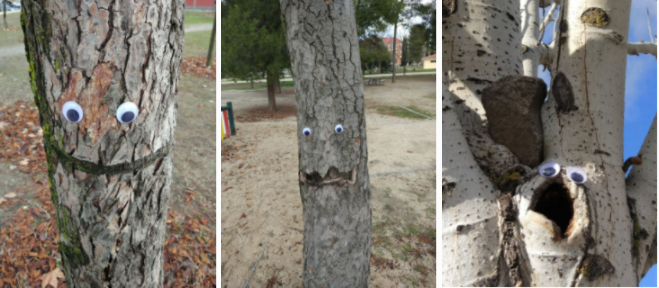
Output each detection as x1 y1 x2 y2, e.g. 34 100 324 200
648 8 654 44
537 3 558 43
626 115 657 280
627 42 657 57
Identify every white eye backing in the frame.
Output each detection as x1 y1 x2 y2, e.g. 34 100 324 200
116 102 139 124
566 167 587 184
62 101 83 123
302 127 312 136
334 124 344 134
539 162 561 178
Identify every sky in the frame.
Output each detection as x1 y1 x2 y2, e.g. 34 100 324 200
536 1 657 286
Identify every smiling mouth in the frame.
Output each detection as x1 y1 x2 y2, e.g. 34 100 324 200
299 167 357 185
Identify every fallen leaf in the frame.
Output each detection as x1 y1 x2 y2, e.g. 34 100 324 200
19 159 29 166
240 213 246 219
0 198 6 205
40 268 65 288
4 193 16 199
407 150 413 153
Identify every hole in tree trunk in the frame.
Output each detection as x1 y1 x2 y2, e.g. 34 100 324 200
533 183 574 239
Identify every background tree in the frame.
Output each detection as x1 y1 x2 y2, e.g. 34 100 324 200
443 0 656 286
280 0 372 286
221 0 289 111
401 36 409 74
354 0 399 38
359 36 392 73
408 24 425 64
21 0 184 286
410 0 435 55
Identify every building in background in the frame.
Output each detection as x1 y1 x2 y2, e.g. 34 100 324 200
382 37 402 67
185 0 215 10
422 54 436 69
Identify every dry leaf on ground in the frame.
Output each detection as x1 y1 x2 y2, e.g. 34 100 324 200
39 268 64 288
4 192 16 199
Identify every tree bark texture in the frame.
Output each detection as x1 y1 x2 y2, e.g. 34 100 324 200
280 0 371 287
21 0 184 286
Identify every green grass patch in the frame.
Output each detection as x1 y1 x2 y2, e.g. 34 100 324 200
184 11 215 25
221 80 294 91
376 105 435 119
0 12 23 49
183 30 216 58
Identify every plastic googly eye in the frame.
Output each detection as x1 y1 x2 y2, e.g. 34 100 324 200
334 124 344 134
566 167 587 184
302 127 312 136
538 162 561 178
116 102 139 124
62 101 83 123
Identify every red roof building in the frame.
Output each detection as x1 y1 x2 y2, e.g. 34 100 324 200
381 37 402 66
185 0 215 8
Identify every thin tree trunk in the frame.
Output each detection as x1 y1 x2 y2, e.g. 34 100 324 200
280 0 371 287
266 70 277 111
206 13 216 67
392 21 397 83
21 0 184 286
3 1 6 29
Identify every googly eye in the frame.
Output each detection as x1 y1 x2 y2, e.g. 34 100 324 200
302 127 312 136
538 162 561 178
334 124 344 134
116 102 139 124
566 167 587 184
62 101 83 123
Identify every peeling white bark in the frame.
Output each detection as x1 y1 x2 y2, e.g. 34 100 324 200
626 115 657 280
521 0 540 77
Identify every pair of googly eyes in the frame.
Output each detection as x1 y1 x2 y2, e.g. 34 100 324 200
302 124 344 136
539 162 587 184
62 101 139 124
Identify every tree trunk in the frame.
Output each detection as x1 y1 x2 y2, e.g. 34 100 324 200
280 0 371 287
206 13 216 67
266 70 277 111
274 75 281 94
392 21 397 83
443 0 655 286
3 1 6 30
21 0 184 287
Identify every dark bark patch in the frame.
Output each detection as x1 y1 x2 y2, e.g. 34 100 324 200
578 254 615 281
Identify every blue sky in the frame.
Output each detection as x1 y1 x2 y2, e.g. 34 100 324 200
537 1 657 285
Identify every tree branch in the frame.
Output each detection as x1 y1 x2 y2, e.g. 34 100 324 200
537 2 558 43
627 42 657 57
625 115 657 280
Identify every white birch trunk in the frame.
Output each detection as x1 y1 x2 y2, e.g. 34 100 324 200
443 0 656 286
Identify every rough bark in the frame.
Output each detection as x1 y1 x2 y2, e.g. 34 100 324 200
21 0 184 286
280 0 371 287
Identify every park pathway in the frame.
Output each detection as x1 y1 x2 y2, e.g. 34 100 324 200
0 23 214 58
220 71 437 85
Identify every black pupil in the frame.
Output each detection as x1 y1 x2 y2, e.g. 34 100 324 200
304 131 310 136
337 127 342 133
571 173 584 183
121 112 135 123
542 167 555 176
66 110 79 122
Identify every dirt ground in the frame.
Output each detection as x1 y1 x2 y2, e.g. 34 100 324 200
220 76 437 287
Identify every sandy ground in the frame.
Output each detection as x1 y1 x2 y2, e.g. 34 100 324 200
221 77 437 287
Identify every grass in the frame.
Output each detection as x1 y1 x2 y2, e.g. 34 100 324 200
0 12 23 49
221 80 295 91
183 30 216 58
184 11 215 25
376 105 435 119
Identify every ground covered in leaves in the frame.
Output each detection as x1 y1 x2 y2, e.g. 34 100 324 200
181 57 216 80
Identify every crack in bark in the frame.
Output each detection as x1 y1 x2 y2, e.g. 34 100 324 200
97 0 116 52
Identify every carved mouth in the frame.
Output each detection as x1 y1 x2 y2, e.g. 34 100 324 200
299 167 357 185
